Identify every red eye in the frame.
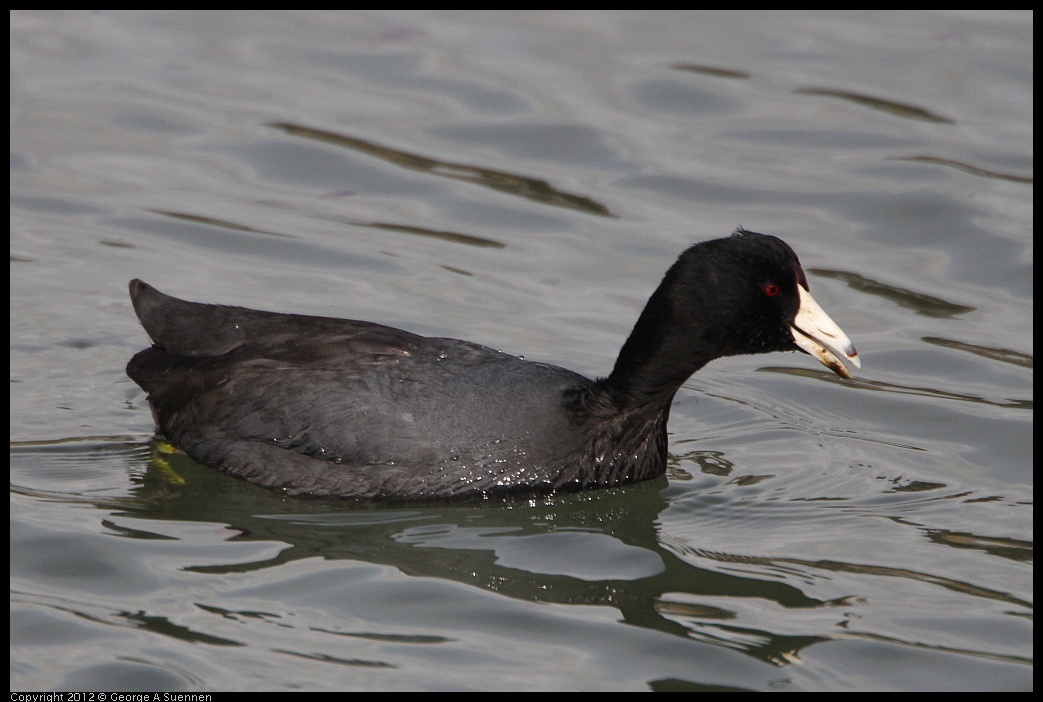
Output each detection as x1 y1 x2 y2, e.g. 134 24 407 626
764 283 780 297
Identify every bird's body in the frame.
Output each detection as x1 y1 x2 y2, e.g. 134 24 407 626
127 229 859 500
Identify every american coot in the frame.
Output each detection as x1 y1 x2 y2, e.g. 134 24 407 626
127 228 859 500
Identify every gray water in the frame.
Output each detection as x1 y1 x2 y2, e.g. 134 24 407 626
10 11 1032 691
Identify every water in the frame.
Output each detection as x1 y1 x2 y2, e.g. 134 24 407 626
10 11 1032 691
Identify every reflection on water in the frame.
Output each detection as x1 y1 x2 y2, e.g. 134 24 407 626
270 122 616 217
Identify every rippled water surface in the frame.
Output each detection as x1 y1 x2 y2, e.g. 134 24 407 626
11 11 1031 691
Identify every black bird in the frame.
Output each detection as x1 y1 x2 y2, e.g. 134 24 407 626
127 228 860 500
